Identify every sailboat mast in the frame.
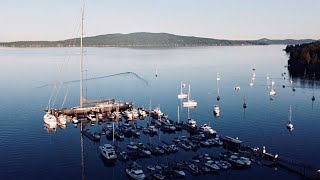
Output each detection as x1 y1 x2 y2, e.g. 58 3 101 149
289 105 292 122
112 122 115 144
177 106 180 123
80 5 84 108
217 73 220 96
188 84 191 101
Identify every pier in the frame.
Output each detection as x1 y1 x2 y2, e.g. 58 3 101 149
46 99 132 116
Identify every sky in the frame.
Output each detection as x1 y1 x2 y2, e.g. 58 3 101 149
1 0 320 42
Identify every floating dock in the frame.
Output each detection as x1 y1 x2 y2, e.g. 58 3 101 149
46 99 132 116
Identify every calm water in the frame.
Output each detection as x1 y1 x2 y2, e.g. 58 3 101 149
0 46 319 180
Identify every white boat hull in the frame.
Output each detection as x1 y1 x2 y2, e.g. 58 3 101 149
43 114 57 128
178 94 188 99
183 101 197 108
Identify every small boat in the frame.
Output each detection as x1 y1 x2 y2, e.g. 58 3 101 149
287 105 294 131
234 84 240 91
138 147 151 157
215 160 231 170
126 167 146 180
137 108 147 117
213 105 220 116
118 151 129 161
183 84 197 108
312 84 316 101
72 116 79 124
146 165 156 172
200 124 216 135
123 110 133 120
177 82 188 99
147 123 158 134
150 107 164 119
153 173 165 180
58 114 67 125
173 169 186 178
216 72 221 101
185 118 197 130
127 142 138 150
97 113 103 120
169 144 178 152
239 156 251 166
243 96 247 109
187 163 201 174
87 113 97 122
99 144 117 161
200 140 211 147
228 155 245 168
43 112 57 129
269 81 276 96
205 160 220 172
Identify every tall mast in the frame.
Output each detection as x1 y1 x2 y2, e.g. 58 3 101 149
177 106 180 123
217 73 220 96
80 5 84 108
289 105 292 122
188 84 191 101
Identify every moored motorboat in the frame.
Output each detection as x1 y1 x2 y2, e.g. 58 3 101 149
126 167 146 180
173 169 186 178
127 142 138 150
213 105 220 116
184 118 197 130
153 173 165 180
200 124 216 136
205 160 220 172
99 144 117 161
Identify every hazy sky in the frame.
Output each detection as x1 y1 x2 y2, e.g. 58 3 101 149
1 0 319 42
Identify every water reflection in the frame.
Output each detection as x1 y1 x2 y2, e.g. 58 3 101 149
43 124 57 133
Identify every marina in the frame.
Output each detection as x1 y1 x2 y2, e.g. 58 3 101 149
1 45 320 180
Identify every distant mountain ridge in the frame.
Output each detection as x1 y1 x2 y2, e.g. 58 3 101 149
0 32 317 47
256 38 316 45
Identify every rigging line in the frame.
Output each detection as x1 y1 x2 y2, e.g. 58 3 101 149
47 84 57 110
61 85 70 109
51 82 63 108
37 71 149 88
57 19 81 73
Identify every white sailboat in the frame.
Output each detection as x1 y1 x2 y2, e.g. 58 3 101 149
269 80 276 96
183 84 197 108
216 72 220 101
178 82 188 99
234 84 240 91
267 73 270 90
243 96 247 109
213 105 220 117
155 67 158 77
287 105 294 131
312 84 316 101
43 112 57 129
